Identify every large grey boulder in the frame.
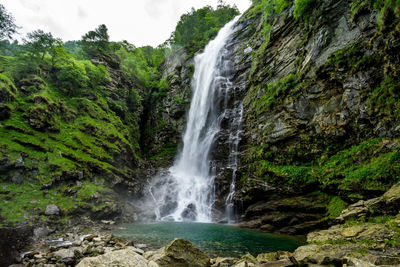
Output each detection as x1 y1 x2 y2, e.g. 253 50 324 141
45 204 60 215
76 247 158 267
145 238 211 267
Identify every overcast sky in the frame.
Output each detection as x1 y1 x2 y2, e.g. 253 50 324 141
1 0 251 47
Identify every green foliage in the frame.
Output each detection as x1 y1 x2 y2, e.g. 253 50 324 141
116 45 165 88
81 24 110 57
0 4 17 40
168 4 239 55
54 58 90 96
0 72 17 99
247 73 301 115
327 197 347 218
249 160 314 185
314 138 400 193
24 30 57 62
369 76 400 118
293 0 318 20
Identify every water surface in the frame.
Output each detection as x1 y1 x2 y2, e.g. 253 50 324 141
114 222 304 257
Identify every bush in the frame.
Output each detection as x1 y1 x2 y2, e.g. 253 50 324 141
294 0 317 19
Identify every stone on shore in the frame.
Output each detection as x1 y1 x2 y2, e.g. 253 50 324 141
76 247 158 267
145 238 211 267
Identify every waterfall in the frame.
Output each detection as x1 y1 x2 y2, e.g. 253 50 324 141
150 17 239 223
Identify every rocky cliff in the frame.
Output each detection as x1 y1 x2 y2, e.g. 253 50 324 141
207 0 400 235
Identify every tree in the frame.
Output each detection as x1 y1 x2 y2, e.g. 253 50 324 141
81 24 110 57
24 30 57 61
168 4 239 55
0 4 17 40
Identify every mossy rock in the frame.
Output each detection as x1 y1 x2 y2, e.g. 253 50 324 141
148 238 211 267
19 75 47 95
0 74 17 103
23 105 57 132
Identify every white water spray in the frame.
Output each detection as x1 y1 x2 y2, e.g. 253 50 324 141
150 17 239 222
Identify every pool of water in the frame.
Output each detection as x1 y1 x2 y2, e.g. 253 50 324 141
114 222 305 257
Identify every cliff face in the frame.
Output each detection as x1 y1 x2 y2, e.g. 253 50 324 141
207 0 400 234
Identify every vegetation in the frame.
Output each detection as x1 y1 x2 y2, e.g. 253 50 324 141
293 0 318 20
0 4 17 40
168 2 239 55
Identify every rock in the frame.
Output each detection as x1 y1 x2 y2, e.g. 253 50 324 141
233 253 259 267
15 156 24 167
211 257 237 267
146 238 211 267
257 252 278 263
53 248 75 259
130 247 145 255
383 182 400 206
260 259 295 266
33 227 54 239
76 247 158 267
45 204 60 215
181 203 197 221
307 222 397 243
136 243 148 249
11 170 23 185
81 234 98 241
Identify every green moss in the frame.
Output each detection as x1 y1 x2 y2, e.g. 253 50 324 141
315 138 400 193
149 143 178 161
0 73 17 101
294 0 318 20
369 76 400 118
251 73 302 114
327 196 348 218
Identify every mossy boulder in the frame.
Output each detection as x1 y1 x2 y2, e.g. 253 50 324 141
19 75 47 95
146 238 211 267
0 74 17 103
23 105 57 132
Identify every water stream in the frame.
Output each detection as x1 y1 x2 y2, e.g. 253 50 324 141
149 17 240 222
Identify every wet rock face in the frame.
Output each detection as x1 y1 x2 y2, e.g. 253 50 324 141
181 203 197 221
0 226 33 267
141 49 193 167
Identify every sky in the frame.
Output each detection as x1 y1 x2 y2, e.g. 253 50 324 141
1 0 251 47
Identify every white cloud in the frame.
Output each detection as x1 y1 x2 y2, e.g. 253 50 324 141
1 0 251 47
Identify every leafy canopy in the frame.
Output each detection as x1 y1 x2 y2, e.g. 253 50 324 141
0 4 17 40
81 24 110 57
168 2 239 54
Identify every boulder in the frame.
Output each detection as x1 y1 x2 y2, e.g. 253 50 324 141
45 204 60 215
211 257 237 267
146 238 211 267
233 253 259 267
257 252 278 263
33 227 54 239
76 247 158 267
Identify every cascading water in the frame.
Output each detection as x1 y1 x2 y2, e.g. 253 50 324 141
225 102 244 223
149 17 239 222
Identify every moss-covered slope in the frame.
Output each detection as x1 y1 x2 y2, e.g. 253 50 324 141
0 54 144 226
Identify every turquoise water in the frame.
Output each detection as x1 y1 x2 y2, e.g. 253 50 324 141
114 222 304 257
